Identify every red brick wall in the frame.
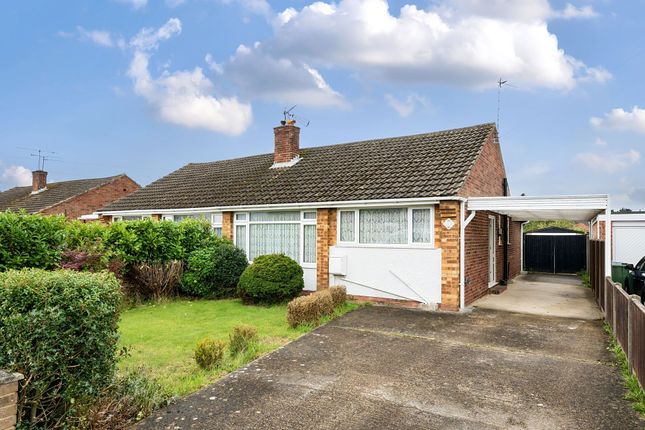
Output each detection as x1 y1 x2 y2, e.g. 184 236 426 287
437 201 461 311
458 131 507 198
41 175 139 220
316 208 337 290
222 212 234 240
458 127 522 305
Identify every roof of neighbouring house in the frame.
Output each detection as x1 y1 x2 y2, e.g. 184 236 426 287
102 123 496 211
0 174 130 214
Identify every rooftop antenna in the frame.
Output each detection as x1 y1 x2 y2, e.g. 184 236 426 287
496 78 516 131
24 148 58 171
281 105 310 127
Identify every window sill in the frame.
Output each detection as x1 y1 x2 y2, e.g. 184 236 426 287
334 243 438 250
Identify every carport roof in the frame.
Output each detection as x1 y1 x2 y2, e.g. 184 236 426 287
467 195 608 222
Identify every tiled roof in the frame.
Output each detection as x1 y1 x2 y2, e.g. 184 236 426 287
0 175 126 214
102 123 495 211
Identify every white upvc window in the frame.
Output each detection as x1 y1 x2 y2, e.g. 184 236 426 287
114 215 147 221
337 206 435 247
234 210 317 267
163 212 223 236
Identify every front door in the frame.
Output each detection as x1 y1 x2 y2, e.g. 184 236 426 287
489 216 497 287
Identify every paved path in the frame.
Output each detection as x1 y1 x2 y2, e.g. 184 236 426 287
474 274 603 320
137 306 641 429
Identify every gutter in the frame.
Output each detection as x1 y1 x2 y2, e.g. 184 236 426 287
99 195 468 216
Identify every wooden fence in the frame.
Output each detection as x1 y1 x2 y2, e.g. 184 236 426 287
590 239 645 387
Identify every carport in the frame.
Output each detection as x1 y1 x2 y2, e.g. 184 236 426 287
467 194 611 275
466 195 610 317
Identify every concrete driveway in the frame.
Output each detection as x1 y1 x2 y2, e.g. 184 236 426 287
137 306 641 430
474 274 603 320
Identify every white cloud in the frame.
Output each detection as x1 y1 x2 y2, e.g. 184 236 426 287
115 0 147 9
576 150 640 173
76 26 115 47
227 0 609 93
385 93 427 117
225 45 347 107
591 106 645 134
519 162 551 177
205 53 224 75
594 137 607 147
553 3 598 20
128 20 252 135
129 18 182 51
0 164 31 188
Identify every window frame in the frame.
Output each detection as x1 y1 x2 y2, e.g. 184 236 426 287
233 210 317 268
336 206 436 248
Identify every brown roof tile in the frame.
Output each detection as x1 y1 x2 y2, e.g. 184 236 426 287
0 175 127 214
102 123 495 211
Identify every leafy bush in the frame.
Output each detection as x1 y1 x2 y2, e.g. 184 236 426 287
127 260 184 300
177 218 219 256
0 211 67 270
105 219 183 266
0 269 122 428
181 243 248 298
329 285 347 307
194 338 226 369
237 254 304 304
286 290 334 328
229 324 259 356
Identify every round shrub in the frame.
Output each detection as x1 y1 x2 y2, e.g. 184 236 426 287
181 243 248 298
194 338 226 369
229 324 259 356
237 254 304 304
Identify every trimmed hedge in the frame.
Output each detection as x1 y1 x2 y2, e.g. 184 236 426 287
0 211 67 271
0 269 122 428
329 285 347 308
181 243 248 298
286 289 334 328
237 254 304 304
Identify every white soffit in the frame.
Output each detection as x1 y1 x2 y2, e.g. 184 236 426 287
467 195 608 222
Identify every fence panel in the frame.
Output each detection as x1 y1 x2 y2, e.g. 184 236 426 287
605 282 614 331
629 299 645 388
614 281 630 356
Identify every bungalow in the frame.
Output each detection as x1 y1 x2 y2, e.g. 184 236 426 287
99 122 523 311
0 170 139 220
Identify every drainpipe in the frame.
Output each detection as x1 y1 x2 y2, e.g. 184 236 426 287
501 178 509 285
459 200 466 310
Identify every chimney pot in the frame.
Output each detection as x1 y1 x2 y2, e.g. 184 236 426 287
273 123 300 165
32 170 47 192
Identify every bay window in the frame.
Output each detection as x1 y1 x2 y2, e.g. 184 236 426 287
235 211 317 266
338 207 434 246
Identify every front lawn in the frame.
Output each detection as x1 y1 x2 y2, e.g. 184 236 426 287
118 298 358 397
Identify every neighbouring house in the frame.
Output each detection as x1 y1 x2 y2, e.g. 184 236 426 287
591 213 645 265
0 170 140 220
99 122 527 311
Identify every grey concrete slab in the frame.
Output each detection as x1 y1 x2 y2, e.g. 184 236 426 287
473 274 603 320
137 306 641 430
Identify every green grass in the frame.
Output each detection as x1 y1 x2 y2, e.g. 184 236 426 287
578 270 591 289
118 298 359 397
603 323 645 417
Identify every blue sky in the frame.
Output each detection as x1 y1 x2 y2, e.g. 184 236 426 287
1 0 644 208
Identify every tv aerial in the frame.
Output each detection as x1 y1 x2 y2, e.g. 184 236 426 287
496 78 517 131
18 147 61 171
281 105 310 127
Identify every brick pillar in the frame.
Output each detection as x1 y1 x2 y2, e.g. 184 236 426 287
0 371 23 430
437 201 461 311
316 208 337 290
151 214 161 221
222 212 234 241
99 215 112 224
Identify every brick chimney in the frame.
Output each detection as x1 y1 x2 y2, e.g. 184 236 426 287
32 170 47 192
273 122 300 165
